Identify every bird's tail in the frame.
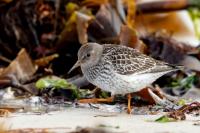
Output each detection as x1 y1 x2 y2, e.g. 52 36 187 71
168 64 184 71
176 65 184 70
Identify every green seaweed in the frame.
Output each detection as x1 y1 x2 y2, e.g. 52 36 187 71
155 115 176 123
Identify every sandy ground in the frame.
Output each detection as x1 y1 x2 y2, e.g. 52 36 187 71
0 108 200 133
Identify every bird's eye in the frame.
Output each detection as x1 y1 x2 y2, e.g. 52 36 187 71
86 53 90 57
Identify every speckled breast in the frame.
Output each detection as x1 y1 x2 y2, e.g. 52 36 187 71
82 62 133 95
82 62 116 92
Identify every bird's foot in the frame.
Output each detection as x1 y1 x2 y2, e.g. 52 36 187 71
127 106 132 114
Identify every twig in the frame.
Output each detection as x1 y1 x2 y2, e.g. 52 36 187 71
147 88 177 109
168 102 200 120
0 55 11 63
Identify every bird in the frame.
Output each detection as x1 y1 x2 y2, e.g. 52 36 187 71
69 42 182 114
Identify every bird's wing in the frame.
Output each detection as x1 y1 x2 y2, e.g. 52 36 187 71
102 44 177 75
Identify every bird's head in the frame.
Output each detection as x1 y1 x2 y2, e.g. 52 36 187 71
68 42 103 73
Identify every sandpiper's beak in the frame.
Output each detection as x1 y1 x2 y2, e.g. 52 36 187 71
68 60 81 74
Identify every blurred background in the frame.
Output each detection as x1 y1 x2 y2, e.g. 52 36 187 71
0 0 200 105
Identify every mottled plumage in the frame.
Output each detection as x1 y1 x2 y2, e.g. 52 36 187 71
102 44 175 75
70 43 181 95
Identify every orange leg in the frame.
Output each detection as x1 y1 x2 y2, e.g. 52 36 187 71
78 97 114 103
127 93 132 114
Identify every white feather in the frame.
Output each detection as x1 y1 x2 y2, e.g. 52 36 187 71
114 71 170 94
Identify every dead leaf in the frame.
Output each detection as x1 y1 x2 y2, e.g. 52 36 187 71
88 5 118 40
136 0 196 14
0 68 4 75
109 0 126 24
56 6 94 46
0 49 38 94
76 11 94 44
132 88 156 105
0 48 38 82
141 33 199 66
132 87 164 105
168 102 200 120
120 25 147 53
55 11 78 49
136 11 199 47
82 0 108 7
34 54 59 67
